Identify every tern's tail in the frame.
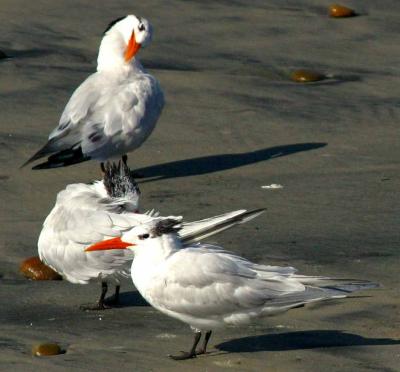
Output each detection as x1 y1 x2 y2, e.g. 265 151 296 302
260 277 380 316
180 208 265 245
20 140 55 168
21 141 90 170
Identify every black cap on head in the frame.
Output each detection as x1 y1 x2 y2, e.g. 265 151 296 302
152 219 182 237
103 16 126 35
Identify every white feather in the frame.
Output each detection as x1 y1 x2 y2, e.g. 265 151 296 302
123 225 379 331
28 15 164 166
39 181 263 286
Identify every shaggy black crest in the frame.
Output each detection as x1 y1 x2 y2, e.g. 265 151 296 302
152 219 182 236
103 161 140 198
103 16 126 35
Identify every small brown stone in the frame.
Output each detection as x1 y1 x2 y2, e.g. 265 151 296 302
32 343 62 356
20 256 62 280
290 70 325 83
329 4 356 18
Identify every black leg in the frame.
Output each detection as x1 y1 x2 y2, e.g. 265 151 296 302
122 154 128 166
106 285 120 305
169 331 202 360
196 330 212 355
98 281 108 308
100 162 106 174
80 282 109 311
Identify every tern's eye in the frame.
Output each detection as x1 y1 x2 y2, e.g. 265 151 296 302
138 233 150 240
138 23 145 32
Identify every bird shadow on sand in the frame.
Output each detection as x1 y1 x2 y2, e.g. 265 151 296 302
215 330 400 353
107 290 150 308
135 142 327 182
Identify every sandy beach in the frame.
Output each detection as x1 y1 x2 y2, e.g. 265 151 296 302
1 0 399 370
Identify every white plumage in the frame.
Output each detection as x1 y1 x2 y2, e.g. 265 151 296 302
24 15 164 169
38 180 140 285
39 162 264 309
86 218 379 359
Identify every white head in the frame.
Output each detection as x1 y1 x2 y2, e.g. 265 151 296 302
85 217 183 253
97 15 153 71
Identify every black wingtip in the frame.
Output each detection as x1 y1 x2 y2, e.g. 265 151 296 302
32 161 67 170
31 146 90 170
235 208 266 224
20 146 50 169
243 208 267 216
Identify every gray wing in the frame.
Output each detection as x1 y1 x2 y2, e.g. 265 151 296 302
147 246 303 317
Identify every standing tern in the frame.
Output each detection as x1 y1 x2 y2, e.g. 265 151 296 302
23 15 164 170
86 218 379 359
39 162 264 309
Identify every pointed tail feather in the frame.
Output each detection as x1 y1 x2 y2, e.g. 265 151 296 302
261 280 379 315
293 275 381 291
321 280 381 293
31 146 90 169
180 208 265 245
20 139 58 168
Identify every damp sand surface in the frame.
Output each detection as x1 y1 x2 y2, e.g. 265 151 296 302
0 1 399 371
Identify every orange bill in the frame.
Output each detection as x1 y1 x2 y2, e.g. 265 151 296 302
124 31 141 61
85 237 133 252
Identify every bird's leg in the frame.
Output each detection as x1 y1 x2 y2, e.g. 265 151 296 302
196 330 212 355
169 331 202 360
122 154 128 166
80 281 110 311
100 162 106 174
106 285 121 305
98 281 108 308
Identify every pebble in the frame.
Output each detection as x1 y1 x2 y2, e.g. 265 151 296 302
290 70 325 83
329 4 356 18
20 256 62 280
32 343 63 356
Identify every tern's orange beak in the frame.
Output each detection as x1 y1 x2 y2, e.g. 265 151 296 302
124 31 141 62
85 237 134 252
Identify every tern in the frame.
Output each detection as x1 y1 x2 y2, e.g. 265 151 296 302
86 218 379 359
23 15 164 170
39 162 264 309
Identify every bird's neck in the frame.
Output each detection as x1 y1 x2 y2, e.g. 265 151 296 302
97 57 144 76
135 235 181 264
131 235 181 290
97 33 145 75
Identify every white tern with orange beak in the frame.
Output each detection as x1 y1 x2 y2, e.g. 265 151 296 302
23 15 164 169
86 218 379 360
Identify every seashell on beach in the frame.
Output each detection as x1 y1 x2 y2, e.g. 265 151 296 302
20 256 62 280
32 343 63 356
329 4 356 18
290 70 325 83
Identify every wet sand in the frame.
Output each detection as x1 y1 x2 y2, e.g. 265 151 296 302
1 0 399 371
